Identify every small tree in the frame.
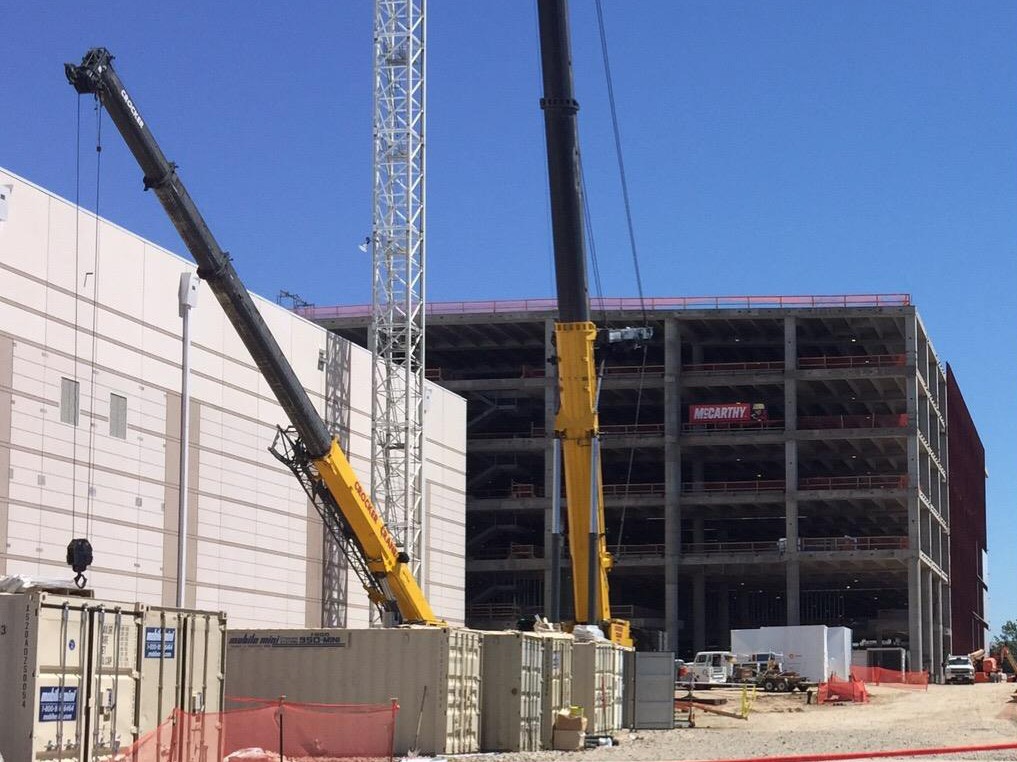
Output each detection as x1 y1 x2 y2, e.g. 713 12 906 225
990 620 1017 673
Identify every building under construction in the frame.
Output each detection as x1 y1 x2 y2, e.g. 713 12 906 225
311 294 986 675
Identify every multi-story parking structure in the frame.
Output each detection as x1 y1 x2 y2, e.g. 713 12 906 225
309 294 978 678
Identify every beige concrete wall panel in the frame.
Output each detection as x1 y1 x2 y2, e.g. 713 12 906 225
0 300 47 346
1 169 466 630
93 224 147 319
43 196 84 291
0 173 49 278
9 271 49 312
0 335 10 575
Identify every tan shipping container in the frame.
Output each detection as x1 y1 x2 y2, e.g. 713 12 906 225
537 631 574 748
572 641 626 734
138 606 227 724
0 592 226 761
226 626 483 755
480 631 542 751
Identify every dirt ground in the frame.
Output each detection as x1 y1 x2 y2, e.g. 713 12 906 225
457 683 1017 762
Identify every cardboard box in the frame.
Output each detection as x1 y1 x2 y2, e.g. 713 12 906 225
553 729 586 751
554 711 588 732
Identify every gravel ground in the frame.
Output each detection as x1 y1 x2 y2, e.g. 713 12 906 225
456 683 1017 762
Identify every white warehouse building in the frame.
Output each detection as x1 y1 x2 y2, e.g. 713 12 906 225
0 167 466 627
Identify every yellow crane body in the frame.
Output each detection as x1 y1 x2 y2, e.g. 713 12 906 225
555 321 631 647
313 440 441 625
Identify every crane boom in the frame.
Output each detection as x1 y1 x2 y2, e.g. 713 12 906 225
65 48 439 625
536 0 635 646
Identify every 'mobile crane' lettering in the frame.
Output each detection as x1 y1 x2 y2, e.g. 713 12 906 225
355 479 399 558
119 89 144 128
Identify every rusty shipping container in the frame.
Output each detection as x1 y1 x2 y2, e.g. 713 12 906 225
480 631 542 751
0 592 225 761
572 641 626 734
226 626 483 755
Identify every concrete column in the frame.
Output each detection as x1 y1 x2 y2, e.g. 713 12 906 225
784 317 800 625
738 589 750 627
717 582 730 648
691 342 704 365
924 565 934 676
933 577 945 681
905 312 924 669
907 560 924 671
543 318 558 612
693 518 705 545
693 570 706 652
691 460 705 490
664 318 683 650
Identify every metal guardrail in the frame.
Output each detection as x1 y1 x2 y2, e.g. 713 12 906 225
799 475 908 490
798 354 906 369
682 419 784 433
602 482 666 497
428 354 907 383
799 535 908 552
300 293 911 320
614 543 666 559
682 479 786 493
681 535 908 555
684 360 784 373
799 413 908 429
472 474 907 500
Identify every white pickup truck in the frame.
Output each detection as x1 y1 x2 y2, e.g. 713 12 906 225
944 654 975 684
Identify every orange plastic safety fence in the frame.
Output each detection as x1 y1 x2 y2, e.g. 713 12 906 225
817 677 869 704
849 666 929 690
97 698 398 762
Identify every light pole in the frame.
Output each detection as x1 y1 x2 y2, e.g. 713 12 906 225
177 272 200 608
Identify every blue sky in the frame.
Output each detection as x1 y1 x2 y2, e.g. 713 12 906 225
3 2 1015 635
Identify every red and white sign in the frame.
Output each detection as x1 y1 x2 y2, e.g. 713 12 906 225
688 402 753 423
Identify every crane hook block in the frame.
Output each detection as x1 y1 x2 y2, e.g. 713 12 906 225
66 538 94 589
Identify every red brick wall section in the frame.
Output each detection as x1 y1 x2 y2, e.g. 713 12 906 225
946 364 988 654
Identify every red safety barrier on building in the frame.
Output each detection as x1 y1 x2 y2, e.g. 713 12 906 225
97 698 399 761
817 677 869 704
849 666 929 690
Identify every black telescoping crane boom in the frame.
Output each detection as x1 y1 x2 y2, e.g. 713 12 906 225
65 48 439 625
536 0 649 646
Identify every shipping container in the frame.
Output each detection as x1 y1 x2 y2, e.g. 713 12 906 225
731 625 849 682
826 627 852 680
572 641 625 734
537 632 573 749
623 651 676 729
138 606 227 727
0 592 226 762
480 631 542 751
226 626 483 755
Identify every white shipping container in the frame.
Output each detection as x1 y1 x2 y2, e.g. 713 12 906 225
731 625 831 683
480 631 542 751
537 632 573 749
226 627 483 755
572 642 625 735
0 592 226 762
826 627 852 680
